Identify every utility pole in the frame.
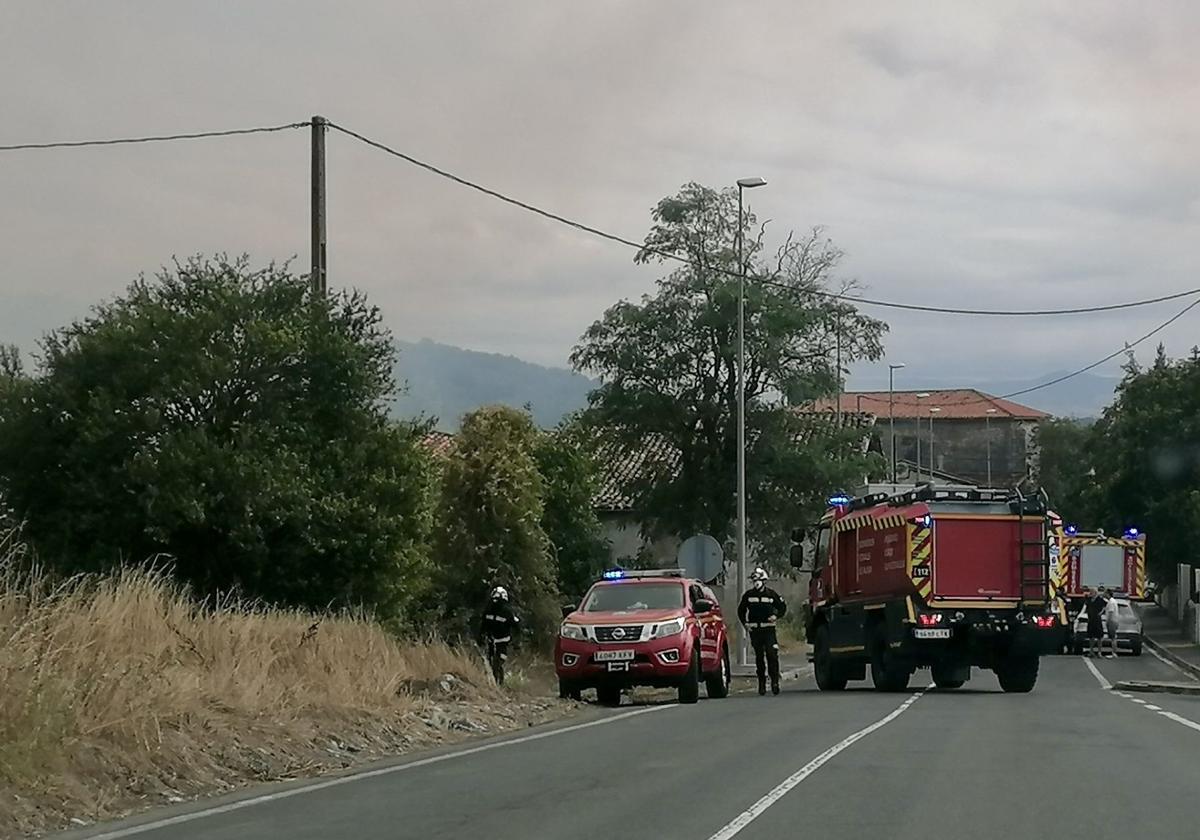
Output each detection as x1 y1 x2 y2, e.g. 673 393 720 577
835 312 842 427
310 115 328 296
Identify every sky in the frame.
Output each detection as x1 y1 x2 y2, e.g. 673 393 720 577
2 1 1199 393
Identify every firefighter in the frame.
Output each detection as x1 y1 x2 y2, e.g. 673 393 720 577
738 567 787 696
480 586 519 685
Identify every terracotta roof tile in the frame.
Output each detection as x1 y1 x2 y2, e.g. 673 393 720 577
811 390 1047 420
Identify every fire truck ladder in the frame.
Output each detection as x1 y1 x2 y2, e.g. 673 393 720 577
1013 487 1051 606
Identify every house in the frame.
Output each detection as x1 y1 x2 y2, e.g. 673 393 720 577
813 390 1049 488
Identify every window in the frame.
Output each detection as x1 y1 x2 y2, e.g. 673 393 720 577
688 583 705 605
815 526 832 571
582 583 685 612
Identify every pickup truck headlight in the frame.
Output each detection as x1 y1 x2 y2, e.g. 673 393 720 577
560 623 587 641
653 617 686 639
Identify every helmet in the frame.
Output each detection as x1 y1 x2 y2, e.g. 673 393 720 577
750 567 768 583
490 586 509 601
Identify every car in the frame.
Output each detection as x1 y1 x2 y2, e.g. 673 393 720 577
1071 596 1143 656
555 569 731 706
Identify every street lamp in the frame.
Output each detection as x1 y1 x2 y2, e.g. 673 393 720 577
735 176 766 668
985 408 998 487
915 393 931 481
888 363 905 484
929 407 942 481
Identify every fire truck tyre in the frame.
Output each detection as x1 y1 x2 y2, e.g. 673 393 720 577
596 685 622 707
1132 638 1143 657
678 648 701 704
931 664 967 689
870 627 911 692
705 646 731 699
814 626 848 691
996 655 1039 693
558 679 582 701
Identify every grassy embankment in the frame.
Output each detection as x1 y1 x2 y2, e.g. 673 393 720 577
0 532 573 838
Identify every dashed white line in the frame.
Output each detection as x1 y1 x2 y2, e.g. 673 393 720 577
1144 704 1163 711
80 704 674 839
1157 709 1200 733
705 688 927 840
1082 656 1111 689
1083 655 1200 735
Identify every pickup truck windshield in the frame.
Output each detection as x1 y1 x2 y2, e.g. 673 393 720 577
583 583 684 612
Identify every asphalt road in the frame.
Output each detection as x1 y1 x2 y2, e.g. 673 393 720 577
65 652 1200 840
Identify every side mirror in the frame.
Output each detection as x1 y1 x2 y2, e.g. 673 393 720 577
693 598 714 615
790 526 809 544
789 543 813 573
561 604 577 618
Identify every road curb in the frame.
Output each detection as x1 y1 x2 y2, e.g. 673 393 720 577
1144 635 1200 681
1112 679 1200 696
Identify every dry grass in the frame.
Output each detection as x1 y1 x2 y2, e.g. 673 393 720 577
0 531 572 838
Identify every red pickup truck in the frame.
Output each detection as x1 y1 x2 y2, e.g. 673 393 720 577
555 569 731 706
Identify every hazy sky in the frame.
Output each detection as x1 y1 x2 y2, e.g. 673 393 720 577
3 2 1198 392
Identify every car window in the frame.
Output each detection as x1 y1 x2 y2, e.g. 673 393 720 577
688 583 705 604
582 583 684 612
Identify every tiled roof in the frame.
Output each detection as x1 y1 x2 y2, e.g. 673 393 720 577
419 430 457 458
812 390 1048 420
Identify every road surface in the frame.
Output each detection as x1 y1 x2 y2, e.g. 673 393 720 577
64 653 1200 840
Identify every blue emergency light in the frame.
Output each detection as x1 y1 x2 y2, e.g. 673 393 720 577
602 569 625 580
828 494 851 507
1124 527 1140 538
1065 525 1078 535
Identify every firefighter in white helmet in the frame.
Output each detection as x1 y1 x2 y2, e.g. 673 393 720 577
480 585 519 685
737 567 787 695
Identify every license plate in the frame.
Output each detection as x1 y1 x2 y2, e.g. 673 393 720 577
594 649 635 662
914 628 951 639
607 662 630 672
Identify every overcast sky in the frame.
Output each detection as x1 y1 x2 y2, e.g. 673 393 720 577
2 1 1198 393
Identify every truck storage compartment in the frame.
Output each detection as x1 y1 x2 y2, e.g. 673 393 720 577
933 518 1041 599
1077 544 1124 590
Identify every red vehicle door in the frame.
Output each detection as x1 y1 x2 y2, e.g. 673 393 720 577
696 583 725 668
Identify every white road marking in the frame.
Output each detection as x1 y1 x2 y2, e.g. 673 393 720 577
1145 643 1200 681
1082 653 1200 735
80 704 674 839
704 688 927 840
1082 656 1111 689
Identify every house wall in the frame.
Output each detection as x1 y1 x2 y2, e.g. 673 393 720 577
882 417 1042 486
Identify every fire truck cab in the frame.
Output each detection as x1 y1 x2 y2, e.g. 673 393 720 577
794 484 1062 693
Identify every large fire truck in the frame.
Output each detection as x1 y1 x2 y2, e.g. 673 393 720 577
794 484 1062 693
1054 526 1148 602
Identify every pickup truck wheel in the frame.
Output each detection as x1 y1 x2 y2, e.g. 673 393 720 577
870 625 911 692
678 648 701 704
558 679 581 701
596 685 622 707
996 655 1039 693
814 626 848 691
705 647 731 699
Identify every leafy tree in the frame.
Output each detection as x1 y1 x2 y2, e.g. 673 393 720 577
570 183 887 551
1037 417 1097 524
0 256 434 619
1084 346 1200 581
534 424 610 601
431 406 559 641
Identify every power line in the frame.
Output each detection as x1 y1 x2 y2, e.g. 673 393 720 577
327 120 1200 318
0 121 310 152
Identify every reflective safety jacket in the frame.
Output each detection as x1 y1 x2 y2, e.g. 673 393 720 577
738 586 787 629
480 599 519 642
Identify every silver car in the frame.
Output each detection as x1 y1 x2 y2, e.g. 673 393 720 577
1072 597 1143 656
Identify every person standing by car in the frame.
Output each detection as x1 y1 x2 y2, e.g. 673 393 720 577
738 567 787 696
480 586 519 685
1078 586 1106 658
1103 587 1121 658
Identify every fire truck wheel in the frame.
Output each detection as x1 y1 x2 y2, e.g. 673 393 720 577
705 646 731 699
870 625 912 692
596 685 622 707
814 626 848 691
678 648 701 704
996 655 1039 693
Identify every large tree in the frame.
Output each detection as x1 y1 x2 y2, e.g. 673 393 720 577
0 256 434 619
571 183 887 552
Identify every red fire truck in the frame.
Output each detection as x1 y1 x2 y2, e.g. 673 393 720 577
794 484 1062 693
1055 526 1148 601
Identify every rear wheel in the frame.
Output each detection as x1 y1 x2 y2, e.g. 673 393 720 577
814 625 848 691
870 625 911 692
1132 637 1143 657
596 685 622 707
931 663 967 690
678 648 701 704
705 647 731 699
996 655 1039 693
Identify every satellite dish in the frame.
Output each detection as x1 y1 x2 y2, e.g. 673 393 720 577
677 534 724 583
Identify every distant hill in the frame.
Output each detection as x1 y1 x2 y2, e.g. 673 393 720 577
391 339 595 430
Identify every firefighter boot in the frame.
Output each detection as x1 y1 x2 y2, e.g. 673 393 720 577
771 681 780 696
757 677 767 696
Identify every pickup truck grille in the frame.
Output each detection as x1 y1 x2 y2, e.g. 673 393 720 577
594 624 644 643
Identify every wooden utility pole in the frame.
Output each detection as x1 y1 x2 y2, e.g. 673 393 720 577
310 115 328 295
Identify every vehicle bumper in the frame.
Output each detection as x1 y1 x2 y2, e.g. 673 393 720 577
554 635 696 688
905 613 1062 660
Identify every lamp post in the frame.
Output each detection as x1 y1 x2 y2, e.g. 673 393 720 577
735 176 766 668
929 406 942 481
888 363 905 484
985 408 998 487
915 393 930 482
